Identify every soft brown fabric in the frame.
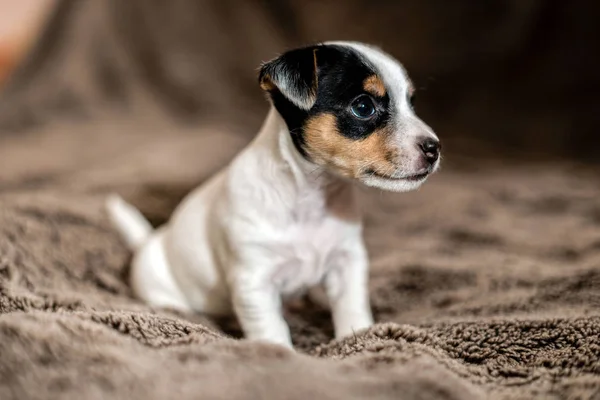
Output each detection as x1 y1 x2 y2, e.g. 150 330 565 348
1 1 600 399
2 135 600 399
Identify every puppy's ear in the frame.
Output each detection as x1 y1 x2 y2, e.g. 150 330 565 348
259 46 318 111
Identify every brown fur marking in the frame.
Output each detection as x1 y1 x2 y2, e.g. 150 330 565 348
304 113 397 178
260 74 276 91
363 75 386 97
312 48 318 94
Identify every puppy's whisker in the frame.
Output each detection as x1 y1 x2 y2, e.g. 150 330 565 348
383 165 399 178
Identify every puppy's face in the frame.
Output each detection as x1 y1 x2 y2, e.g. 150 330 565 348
259 41 440 192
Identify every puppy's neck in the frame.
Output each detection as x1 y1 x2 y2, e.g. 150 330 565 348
250 106 360 222
253 107 327 188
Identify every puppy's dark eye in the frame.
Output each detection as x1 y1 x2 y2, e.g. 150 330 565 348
350 95 376 119
408 93 416 108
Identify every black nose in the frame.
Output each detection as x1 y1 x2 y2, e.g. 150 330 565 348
419 138 440 164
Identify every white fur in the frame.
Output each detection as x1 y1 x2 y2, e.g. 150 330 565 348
105 195 153 249
106 42 438 348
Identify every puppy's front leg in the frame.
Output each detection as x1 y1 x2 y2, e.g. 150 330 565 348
230 269 292 348
325 244 374 340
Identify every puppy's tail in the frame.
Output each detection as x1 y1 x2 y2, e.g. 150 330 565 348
105 194 153 250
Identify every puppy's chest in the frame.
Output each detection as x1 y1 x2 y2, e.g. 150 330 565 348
269 217 350 296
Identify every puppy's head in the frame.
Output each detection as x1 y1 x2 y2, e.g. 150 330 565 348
259 41 440 192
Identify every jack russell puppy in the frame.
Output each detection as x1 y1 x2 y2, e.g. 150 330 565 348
106 41 441 348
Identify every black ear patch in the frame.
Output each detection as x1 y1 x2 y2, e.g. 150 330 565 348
259 46 318 110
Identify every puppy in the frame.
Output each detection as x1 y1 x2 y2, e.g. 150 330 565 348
106 41 440 348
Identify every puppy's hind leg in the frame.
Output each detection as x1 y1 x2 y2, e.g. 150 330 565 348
106 195 192 312
130 231 192 313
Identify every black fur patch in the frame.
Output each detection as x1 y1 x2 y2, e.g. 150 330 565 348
259 44 392 158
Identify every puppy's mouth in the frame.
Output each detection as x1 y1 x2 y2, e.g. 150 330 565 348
363 169 431 182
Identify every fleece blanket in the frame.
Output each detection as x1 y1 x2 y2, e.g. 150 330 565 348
1 1 600 399
2 121 600 399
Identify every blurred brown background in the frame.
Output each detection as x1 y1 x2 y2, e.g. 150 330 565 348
2 3 600 399
0 0 598 165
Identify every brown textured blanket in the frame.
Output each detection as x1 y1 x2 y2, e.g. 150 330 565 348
1 1 600 399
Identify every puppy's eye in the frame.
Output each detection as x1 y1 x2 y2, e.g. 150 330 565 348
408 93 416 108
350 95 376 119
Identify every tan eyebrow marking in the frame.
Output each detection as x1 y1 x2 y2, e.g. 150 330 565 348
363 75 386 97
